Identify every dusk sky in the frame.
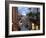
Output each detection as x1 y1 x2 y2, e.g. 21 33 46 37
18 7 40 16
